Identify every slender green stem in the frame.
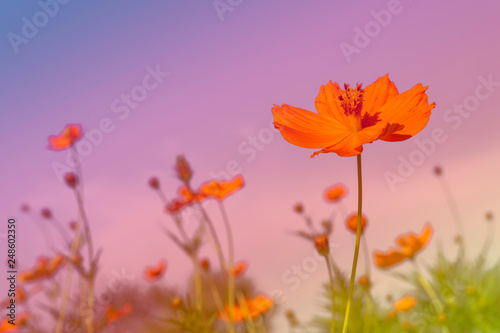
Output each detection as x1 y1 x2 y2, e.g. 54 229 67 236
188 185 227 272
325 255 336 333
412 260 444 314
218 202 236 333
74 188 95 333
342 154 363 333
438 175 465 255
55 219 82 333
361 236 371 276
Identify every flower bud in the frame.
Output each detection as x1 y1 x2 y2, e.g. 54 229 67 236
64 172 78 188
199 258 210 271
175 155 192 183
148 177 159 189
358 275 370 288
433 166 442 176
314 234 329 256
41 208 52 219
293 203 303 214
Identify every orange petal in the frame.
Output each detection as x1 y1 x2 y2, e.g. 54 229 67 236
394 296 418 312
48 124 83 150
311 123 387 157
314 81 351 127
362 74 399 117
377 84 436 141
272 104 350 149
373 248 407 268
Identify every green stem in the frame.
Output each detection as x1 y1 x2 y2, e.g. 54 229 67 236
412 260 444 314
218 202 236 333
438 175 465 256
188 186 227 272
325 255 336 333
342 154 363 333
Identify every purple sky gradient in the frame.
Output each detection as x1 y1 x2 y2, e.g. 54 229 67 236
1 0 500 330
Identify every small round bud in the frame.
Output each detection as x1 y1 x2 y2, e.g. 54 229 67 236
148 177 159 189
358 275 370 289
293 203 304 214
486 212 493 222
64 172 78 188
433 166 442 176
41 208 52 219
199 258 210 271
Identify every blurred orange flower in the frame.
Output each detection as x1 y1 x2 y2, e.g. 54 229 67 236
346 213 368 234
199 258 210 271
219 295 273 322
231 261 248 276
394 296 417 312
165 186 205 214
105 303 133 323
200 175 244 201
324 184 347 202
144 259 167 282
358 275 370 288
48 124 82 151
374 224 433 268
19 254 64 283
0 313 28 331
272 75 436 157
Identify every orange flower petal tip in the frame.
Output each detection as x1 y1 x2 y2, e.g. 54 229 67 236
48 124 83 151
272 75 436 157
200 175 244 201
218 294 273 322
144 259 167 282
345 213 368 234
324 184 347 202
231 261 248 276
394 296 418 312
373 223 433 269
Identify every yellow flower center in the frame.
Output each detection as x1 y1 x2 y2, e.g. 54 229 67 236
338 83 364 132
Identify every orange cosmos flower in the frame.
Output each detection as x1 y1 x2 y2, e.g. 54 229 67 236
144 259 167 282
199 175 244 201
48 124 83 151
105 303 133 323
374 224 433 268
394 296 418 312
272 75 436 157
324 184 347 202
219 295 273 322
231 261 248 276
18 254 64 283
346 213 368 234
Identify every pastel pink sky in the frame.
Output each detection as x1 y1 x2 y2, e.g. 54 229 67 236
1 0 499 330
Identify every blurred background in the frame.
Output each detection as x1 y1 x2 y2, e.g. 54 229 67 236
1 0 499 330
